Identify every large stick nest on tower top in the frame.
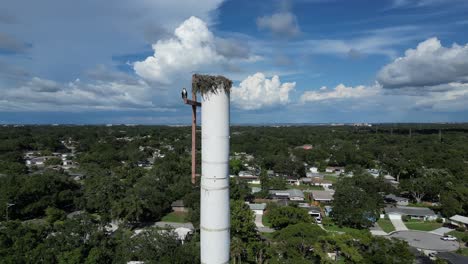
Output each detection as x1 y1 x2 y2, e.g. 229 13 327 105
192 74 232 95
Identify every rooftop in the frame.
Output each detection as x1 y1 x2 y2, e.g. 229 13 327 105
248 203 266 211
385 206 436 217
311 190 334 201
450 215 468 224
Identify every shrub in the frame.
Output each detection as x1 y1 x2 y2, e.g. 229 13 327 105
456 226 466 232
436 218 443 223
402 215 409 222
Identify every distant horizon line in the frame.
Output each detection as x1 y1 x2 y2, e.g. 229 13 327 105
2 122 468 127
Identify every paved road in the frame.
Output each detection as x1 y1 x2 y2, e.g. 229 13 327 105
390 217 408 231
389 231 459 252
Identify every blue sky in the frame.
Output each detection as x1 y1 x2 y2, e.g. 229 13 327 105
1 0 468 124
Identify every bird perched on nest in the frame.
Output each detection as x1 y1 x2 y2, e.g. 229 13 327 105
181 88 188 100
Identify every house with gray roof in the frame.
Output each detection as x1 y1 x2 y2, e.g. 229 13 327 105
385 206 437 221
248 203 266 215
384 194 409 206
449 215 468 228
269 189 304 201
311 190 334 203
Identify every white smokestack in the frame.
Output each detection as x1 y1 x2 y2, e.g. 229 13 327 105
200 81 231 264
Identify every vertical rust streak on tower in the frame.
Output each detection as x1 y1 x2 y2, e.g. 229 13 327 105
191 90 197 185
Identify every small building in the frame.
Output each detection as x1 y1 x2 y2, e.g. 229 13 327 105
309 167 318 173
248 203 266 215
238 170 255 178
311 190 334 203
312 179 333 189
385 206 437 221
287 178 300 186
367 169 380 178
449 215 468 228
269 189 305 201
325 167 345 174
251 186 261 194
384 194 409 206
306 172 324 179
171 200 188 213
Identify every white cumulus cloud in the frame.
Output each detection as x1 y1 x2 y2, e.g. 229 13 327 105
0 77 166 112
231 73 295 110
300 83 381 103
134 16 224 84
257 12 300 37
134 16 256 85
377 37 468 89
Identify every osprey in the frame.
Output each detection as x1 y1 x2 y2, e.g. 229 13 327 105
181 88 188 100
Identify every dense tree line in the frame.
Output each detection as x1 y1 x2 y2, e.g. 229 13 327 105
0 124 467 262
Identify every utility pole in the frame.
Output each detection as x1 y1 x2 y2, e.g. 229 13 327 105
182 85 202 185
439 129 442 142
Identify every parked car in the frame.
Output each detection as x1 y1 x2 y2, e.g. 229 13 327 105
441 235 457 241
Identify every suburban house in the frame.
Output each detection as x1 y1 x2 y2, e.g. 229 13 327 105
449 215 468 228
171 200 188 213
311 179 333 189
238 171 260 184
384 194 409 206
309 166 318 173
306 172 324 179
251 186 261 194
368 169 380 177
287 177 300 186
385 206 437 221
248 203 266 215
383 175 399 187
311 190 334 203
325 166 345 174
269 189 305 201
298 203 322 223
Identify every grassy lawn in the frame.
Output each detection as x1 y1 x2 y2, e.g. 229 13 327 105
323 175 338 183
322 217 362 234
248 183 261 188
448 230 467 240
262 213 272 228
456 248 468 257
377 218 395 233
161 211 188 223
404 219 442 231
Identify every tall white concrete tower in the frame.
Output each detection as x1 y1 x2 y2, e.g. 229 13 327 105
197 74 231 264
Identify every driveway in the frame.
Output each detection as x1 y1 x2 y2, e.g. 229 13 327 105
389 231 459 252
255 214 265 228
389 217 408 231
254 214 275 233
431 227 453 236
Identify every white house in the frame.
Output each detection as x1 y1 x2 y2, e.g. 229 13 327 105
449 215 468 228
385 206 437 221
309 167 318 173
269 189 305 201
248 203 266 215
